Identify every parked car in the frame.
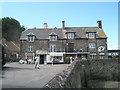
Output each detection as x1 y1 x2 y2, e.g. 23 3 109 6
28 59 34 64
19 59 27 64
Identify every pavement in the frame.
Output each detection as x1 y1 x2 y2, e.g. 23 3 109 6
1 62 70 88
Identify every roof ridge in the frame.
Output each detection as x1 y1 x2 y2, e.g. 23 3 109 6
28 28 62 30
65 27 98 28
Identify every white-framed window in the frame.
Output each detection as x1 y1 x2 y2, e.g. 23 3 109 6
89 43 96 48
90 55 96 59
50 36 57 41
28 46 33 52
88 33 96 38
28 35 34 42
67 33 75 39
99 55 104 59
49 44 56 52
90 53 96 59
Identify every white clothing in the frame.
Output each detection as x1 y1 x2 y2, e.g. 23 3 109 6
35 56 40 64
70 56 73 63
34 56 40 69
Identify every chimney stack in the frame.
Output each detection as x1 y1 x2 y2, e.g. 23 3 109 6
44 23 48 29
62 21 65 29
97 20 102 28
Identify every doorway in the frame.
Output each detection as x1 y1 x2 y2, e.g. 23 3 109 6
40 55 44 64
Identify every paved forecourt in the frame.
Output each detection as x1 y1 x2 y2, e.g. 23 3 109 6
1 62 70 88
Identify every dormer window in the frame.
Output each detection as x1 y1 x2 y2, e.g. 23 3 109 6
67 32 75 39
50 36 57 41
28 35 34 42
86 32 96 38
49 32 57 41
27 33 35 42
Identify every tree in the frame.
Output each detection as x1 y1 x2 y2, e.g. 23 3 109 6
2 17 25 42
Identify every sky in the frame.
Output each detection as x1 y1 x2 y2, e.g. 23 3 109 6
1 2 118 50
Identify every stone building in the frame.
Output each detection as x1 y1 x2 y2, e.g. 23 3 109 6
20 21 108 64
0 40 20 62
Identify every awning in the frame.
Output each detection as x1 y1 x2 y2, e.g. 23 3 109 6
25 53 34 56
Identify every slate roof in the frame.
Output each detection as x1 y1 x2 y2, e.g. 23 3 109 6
20 27 107 40
0 40 20 52
64 27 107 38
20 28 63 40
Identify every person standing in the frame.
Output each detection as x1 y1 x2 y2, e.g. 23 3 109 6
70 56 73 64
34 55 40 69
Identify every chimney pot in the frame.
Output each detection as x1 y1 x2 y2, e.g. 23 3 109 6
62 21 65 29
97 20 102 28
44 23 48 29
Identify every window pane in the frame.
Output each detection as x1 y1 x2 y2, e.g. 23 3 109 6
50 45 56 52
68 33 74 39
50 36 57 41
28 46 33 52
28 36 34 42
88 33 95 38
89 43 95 48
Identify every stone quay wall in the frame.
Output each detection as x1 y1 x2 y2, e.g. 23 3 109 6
44 58 119 88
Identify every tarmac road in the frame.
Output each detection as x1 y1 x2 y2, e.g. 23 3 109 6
1 62 70 88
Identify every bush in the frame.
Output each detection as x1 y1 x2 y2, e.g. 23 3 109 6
64 56 70 64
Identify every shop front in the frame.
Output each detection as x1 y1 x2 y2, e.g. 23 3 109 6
47 52 64 63
36 50 48 64
65 52 89 60
25 53 35 60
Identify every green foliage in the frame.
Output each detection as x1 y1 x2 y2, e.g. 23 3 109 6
112 55 118 58
2 17 25 42
64 56 70 64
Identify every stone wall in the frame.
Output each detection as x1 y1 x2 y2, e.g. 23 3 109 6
81 59 119 80
44 61 82 88
44 59 119 88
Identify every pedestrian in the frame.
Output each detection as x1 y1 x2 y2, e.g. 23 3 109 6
70 56 73 64
25 58 28 64
34 55 40 69
72 57 74 62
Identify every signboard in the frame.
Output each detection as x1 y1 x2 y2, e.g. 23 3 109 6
36 50 48 54
50 52 63 56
